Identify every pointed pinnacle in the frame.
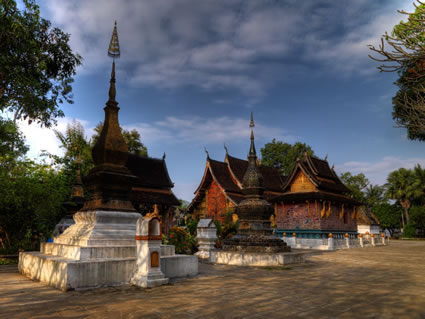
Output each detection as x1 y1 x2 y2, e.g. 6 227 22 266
249 129 256 156
249 112 255 128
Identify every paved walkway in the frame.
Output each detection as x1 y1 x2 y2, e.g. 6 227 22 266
1 240 424 318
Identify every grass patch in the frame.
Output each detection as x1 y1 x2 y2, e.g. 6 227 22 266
0 257 18 265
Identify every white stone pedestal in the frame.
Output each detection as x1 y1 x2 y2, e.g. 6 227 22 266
130 217 168 288
19 210 141 291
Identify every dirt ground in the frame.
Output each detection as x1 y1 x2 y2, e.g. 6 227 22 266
1 240 425 319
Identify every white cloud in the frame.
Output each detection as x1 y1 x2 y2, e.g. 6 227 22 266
43 1 415 103
123 115 294 145
19 114 293 161
335 156 425 185
18 117 94 160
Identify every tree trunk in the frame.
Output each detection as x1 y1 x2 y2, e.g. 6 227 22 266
401 209 405 228
404 207 410 224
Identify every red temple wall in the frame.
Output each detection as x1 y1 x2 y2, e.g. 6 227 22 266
276 201 357 232
206 180 227 223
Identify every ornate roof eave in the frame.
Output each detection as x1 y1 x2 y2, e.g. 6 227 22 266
160 157 175 188
208 159 236 195
225 153 244 188
305 153 319 175
192 158 213 195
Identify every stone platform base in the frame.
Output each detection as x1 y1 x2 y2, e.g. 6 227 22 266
19 244 196 291
161 255 198 278
19 251 135 291
210 250 305 267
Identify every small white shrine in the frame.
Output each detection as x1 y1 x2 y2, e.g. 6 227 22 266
195 219 217 259
131 217 168 288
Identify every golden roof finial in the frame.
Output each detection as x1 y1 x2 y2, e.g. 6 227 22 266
108 21 120 60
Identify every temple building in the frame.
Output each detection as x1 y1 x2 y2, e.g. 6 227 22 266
186 149 285 222
357 209 381 235
271 152 361 238
188 128 362 239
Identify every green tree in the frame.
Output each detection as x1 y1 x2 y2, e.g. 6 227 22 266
0 0 82 127
410 205 425 235
339 172 369 203
0 118 28 165
0 159 68 252
369 2 425 140
412 164 425 205
92 122 148 156
260 139 314 176
372 203 401 237
52 120 93 176
385 168 416 226
364 184 387 208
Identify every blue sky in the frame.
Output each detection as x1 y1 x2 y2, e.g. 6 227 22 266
16 0 425 201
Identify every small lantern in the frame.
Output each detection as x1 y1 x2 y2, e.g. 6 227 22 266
328 233 333 238
283 232 287 237
344 233 349 238
359 233 363 238
370 233 374 238
292 233 296 237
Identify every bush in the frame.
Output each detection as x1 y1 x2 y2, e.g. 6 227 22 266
403 223 416 238
185 218 198 237
168 226 197 254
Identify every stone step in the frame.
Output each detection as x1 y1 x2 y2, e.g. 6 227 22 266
41 243 175 260
41 243 136 261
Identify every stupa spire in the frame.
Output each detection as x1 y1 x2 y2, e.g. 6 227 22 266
83 21 136 212
242 113 264 196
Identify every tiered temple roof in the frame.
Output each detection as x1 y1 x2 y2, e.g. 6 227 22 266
272 152 359 205
127 154 180 206
186 151 286 214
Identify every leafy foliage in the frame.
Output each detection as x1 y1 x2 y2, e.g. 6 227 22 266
216 210 239 241
339 172 369 203
261 139 314 176
410 205 425 232
385 167 417 225
0 118 28 165
0 158 69 253
0 0 82 127
167 226 197 254
369 2 425 140
372 203 401 237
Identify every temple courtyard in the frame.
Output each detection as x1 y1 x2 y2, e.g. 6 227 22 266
1 240 424 318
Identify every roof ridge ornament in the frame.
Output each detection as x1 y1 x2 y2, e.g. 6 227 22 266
224 143 228 155
204 147 210 159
